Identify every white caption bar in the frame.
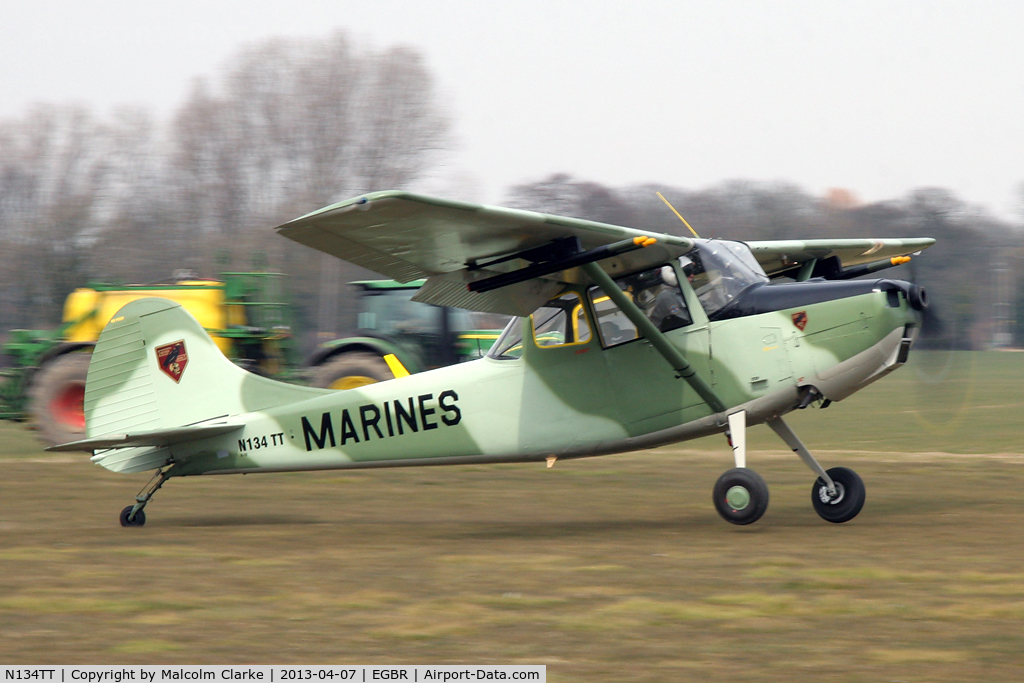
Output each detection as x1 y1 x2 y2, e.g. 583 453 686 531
1 667 545 683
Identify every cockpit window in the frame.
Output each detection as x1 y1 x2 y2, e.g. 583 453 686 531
486 291 594 359
532 292 592 348
683 240 769 317
588 265 692 348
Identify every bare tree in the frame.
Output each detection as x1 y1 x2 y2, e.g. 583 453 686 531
506 174 636 226
0 104 112 326
171 33 448 232
169 33 450 338
0 31 450 345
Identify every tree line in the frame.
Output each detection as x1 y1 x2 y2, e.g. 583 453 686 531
0 32 1020 353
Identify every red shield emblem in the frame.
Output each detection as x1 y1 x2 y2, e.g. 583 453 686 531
792 311 808 331
156 340 189 383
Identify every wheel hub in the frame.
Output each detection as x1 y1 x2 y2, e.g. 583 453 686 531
725 485 751 511
818 481 846 505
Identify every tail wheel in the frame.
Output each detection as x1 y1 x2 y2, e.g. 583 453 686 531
310 352 395 390
119 505 146 527
713 468 770 525
812 467 866 523
27 353 91 448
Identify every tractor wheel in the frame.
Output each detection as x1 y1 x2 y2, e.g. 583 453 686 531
27 353 91 448
311 352 395 390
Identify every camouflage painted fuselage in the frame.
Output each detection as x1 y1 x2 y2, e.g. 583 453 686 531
127 278 920 480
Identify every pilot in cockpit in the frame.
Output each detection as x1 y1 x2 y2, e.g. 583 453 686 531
637 265 692 333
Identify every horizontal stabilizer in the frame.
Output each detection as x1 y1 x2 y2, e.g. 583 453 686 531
46 422 241 453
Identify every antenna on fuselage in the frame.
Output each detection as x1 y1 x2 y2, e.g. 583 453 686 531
656 191 700 238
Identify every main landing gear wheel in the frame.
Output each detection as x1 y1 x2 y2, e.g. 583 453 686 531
119 506 146 527
812 466 865 523
713 468 770 525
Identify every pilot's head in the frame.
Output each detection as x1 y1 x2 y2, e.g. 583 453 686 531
660 265 678 287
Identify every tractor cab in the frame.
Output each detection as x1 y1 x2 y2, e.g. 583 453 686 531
307 280 509 390
353 280 508 366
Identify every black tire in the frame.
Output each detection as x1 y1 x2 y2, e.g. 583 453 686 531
713 468 770 525
812 466 866 523
310 352 395 390
119 506 146 527
27 353 91 448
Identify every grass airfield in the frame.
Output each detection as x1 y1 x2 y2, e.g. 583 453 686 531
1 351 1023 681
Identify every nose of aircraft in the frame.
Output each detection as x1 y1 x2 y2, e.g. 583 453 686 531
877 279 927 326
886 280 928 364
887 280 927 334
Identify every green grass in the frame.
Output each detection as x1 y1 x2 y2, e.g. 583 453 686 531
715 349 1024 455
0 351 1022 681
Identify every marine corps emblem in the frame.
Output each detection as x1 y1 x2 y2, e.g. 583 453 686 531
792 311 808 331
155 340 189 383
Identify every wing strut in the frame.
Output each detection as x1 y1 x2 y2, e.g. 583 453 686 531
581 262 727 413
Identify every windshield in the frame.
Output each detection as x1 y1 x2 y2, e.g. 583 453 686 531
683 240 768 318
488 317 525 359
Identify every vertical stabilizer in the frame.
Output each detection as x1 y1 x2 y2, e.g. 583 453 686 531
86 297 329 440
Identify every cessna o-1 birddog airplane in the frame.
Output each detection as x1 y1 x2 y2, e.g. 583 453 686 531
50 191 934 527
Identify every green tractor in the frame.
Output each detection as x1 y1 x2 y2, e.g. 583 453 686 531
0 271 296 447
307 279 507 389
1 276 505 447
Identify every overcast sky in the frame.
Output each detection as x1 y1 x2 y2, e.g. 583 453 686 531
3 0 1023 220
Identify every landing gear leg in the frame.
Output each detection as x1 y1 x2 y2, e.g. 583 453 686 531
767 417 865 523
714 411 770 525
119 468 170 527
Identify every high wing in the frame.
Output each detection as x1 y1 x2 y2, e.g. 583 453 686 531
275 191 693 316
749 238 936 279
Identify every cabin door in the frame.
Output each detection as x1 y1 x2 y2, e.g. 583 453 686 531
587 266 713 432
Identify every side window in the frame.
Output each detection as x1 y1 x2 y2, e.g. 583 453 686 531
588 265 692 348
590 293 639 346
531 292 592 348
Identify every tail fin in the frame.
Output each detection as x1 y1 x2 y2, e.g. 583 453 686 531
82 297 328 470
